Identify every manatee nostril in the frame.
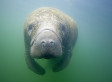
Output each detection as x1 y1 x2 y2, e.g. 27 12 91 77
41 40 46 47
41 40 45 44
49 40 55 47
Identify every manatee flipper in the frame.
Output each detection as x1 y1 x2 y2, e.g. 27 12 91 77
52 49 72 72
25 51 45 75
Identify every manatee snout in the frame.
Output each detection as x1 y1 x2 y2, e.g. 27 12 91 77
31 29 62 59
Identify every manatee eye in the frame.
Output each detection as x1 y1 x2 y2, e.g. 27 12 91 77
28 24 33 35
28 24 33 31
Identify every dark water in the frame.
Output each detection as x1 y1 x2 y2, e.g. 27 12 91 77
0 0 112 82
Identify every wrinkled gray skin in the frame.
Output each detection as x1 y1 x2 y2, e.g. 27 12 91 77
24 7 78 75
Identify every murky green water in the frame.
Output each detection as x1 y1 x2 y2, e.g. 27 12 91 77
0 0 112 82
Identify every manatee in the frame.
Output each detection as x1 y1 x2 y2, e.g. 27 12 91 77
24 7 78 75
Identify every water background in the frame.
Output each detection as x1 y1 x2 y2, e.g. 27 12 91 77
0 0 112 82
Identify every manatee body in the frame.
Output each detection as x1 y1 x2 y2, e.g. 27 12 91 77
24 7 78 75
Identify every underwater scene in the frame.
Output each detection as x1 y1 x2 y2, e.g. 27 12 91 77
0 0 112 82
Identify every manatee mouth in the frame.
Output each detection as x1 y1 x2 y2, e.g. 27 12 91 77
41 53 57 59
